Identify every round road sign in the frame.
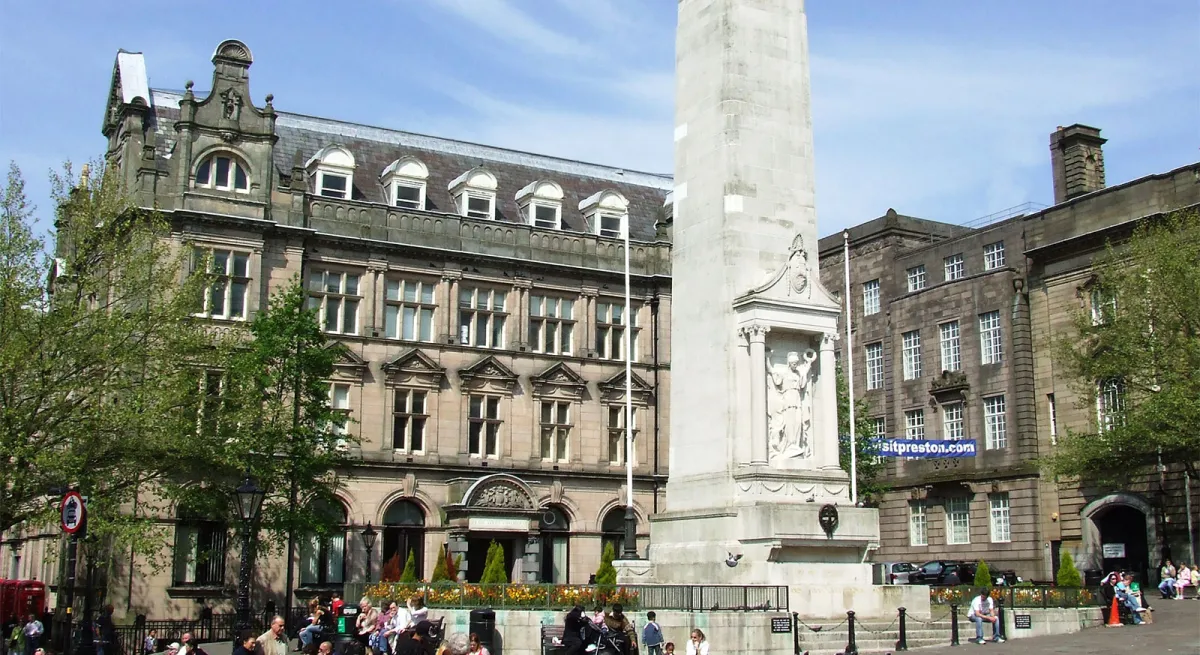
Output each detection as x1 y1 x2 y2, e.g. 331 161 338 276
61 491 86 534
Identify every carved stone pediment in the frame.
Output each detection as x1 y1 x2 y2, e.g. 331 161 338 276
383 348 446 390
929 370 969 399
461 474 536 512
598 370 653 405
531 362 586 400
326 342 367 380
736 233 840 310
458 355 518 394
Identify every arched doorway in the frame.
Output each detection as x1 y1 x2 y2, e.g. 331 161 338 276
540 506 570 583
382 499 425 580
1082 494 1155 586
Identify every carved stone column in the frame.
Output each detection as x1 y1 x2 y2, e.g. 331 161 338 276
818 332 840 469
741 323 770 466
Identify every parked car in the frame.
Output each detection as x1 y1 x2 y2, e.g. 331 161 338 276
872 562 918 585
909 560 1020 586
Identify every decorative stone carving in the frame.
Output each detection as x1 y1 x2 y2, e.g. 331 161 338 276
766 348 817 461
929 370 969 400
748 233 813 300
220 88 243 121
470 482 533 510
737 323 770 343
458 355 518 393
383 349 446 390
598 370 653 405
531 362 586 400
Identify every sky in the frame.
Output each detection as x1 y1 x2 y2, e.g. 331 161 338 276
1 0 1197 240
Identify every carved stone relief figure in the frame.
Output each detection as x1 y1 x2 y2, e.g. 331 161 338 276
766 347 817 461
220 88 243 121
471 482 530 510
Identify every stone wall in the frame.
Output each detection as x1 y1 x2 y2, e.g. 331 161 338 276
1002 607 1104 640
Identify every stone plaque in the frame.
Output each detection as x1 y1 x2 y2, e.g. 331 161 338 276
468 516 529 532
771 617 792 634
1101 543 1126 558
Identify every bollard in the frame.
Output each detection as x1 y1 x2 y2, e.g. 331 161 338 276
845 610 859 655
792 612 800 655
896 606 909 651
996 596 1007 641
949 604 961 646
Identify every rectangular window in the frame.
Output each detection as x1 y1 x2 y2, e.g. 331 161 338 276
597 212 626 239
1097 379 1126 432
865 342 884 390
906 265 927 292
468 395 501 458
946 497 971 545
942 402 964 440
984 395 1007 449
328 383 351 447
531 203 561 229
979 310 1003 364
862 279 881 316
196 370 225 437
939 321 961 372
393 182 424 210
1048 393 1058 445
193 247 250 320
989 493 1011 543
983 241 1006 270
385 279 436 342
1090 288 1117 326
172 522 227 586
530 295 575 354
319 172 349 199
307 269 361 335
871 417 887 438
300 532 345 585
596 301 638 361
944 253 965 281
905 409 925 439
902 330 922 380
540 401 571 462
607 406 638 466
392 389 428 452
909 501 928 547
459 286 507 348
463 193 494 220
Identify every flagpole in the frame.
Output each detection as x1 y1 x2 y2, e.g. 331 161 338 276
844 229 858 505
622 219 638 559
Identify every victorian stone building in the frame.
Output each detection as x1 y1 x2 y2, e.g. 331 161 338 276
819 126 1200 583
61 41 675 617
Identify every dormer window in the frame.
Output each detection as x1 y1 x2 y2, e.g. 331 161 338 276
194 153 249 193
580 190 629 239
381 157 429 211
305 145 356 201
516 180 564 230
449 168 498 221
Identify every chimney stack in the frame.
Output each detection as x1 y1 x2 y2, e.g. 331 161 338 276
1050 124 1106 204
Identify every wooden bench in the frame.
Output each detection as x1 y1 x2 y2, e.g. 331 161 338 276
540 625 566 655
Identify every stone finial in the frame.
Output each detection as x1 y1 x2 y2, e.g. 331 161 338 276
265 93 274 106
78 164 90 189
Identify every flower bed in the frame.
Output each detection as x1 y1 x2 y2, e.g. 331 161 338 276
365 583 642 610
930 585 1097 608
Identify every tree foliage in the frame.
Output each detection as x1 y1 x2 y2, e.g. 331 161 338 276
1047 210 1200 487
1056 550 1082 588
399 550 418 583
973 560 992 588
595 542 618 586
836 366 887 504
430 545 451 584
480 541 508 584
380 553 402 583
0 161 214 551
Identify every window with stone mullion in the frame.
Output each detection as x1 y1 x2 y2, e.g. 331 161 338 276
392 389 427 452
385 279 436 342
540 401 571 462
596 301 638 361
530 294 575 355
307 269 361 335
193 247 250 320
607 405 638 466
458 286 507 348
468 394 501 457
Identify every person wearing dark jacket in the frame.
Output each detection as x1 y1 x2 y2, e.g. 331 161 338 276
561 606 587 655
232 631 258 655
603 605 637 655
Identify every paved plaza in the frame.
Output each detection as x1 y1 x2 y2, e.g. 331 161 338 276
912 600 1199 655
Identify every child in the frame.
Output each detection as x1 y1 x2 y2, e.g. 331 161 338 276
642 612 664 655
664 643 675 655
591 606 607 632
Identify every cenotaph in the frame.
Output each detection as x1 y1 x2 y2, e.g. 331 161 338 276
619 0 917 618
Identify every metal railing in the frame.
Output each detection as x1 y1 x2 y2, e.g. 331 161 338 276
930 585 1100 608
363 583 789 612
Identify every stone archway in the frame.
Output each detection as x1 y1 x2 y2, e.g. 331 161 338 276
1080 493 1156 584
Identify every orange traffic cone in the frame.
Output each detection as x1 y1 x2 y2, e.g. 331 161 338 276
1106 596 1123 627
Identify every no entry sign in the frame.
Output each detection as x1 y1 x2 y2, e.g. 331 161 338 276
60 491 86 534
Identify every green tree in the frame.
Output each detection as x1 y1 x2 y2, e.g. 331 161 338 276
399 550 419 583
1047 210 1200 488
1056 550 1083 587
973 560 992 587
595 542 618 586
430 545 451 584
0 161 214 551
480 541 508 584
836 366 887 504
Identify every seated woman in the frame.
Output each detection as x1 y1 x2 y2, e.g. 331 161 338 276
298 599 326 650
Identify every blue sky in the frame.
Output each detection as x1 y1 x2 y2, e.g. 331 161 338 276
1 0 1197 239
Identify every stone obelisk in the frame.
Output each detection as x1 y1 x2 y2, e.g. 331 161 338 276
633 0 902 618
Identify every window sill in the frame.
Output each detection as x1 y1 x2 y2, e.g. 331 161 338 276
167 585 230 599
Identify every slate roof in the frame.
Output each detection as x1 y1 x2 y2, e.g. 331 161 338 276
148 90 673 242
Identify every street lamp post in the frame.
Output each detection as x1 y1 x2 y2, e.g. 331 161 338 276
361 523 377 583
234 475 265 633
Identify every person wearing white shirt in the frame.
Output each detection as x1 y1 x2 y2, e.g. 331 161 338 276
685 629 709 655
967 589 1004 644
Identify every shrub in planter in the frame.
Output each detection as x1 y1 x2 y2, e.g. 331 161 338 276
973 560 992 588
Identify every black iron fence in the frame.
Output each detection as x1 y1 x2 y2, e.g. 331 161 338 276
362 583 789 612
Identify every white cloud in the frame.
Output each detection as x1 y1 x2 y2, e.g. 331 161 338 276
423 0 596 58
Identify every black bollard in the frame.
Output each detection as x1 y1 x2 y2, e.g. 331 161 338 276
949 604 960 646
845 610 859 655
792 612 801 655
896 606 909 651
996 596 1007 641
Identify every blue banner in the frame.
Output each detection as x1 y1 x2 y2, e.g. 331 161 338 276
876 438 977 458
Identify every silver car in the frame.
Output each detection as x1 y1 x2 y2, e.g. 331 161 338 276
872 562 918 585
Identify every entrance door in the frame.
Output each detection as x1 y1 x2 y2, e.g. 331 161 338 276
465 536 521 583
1096 505 1149 583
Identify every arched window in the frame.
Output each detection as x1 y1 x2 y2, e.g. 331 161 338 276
172 505 227 587
601 507 629 560
300 499 348 587
194 153 250 192
539 505 570 583
382 499 426 580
